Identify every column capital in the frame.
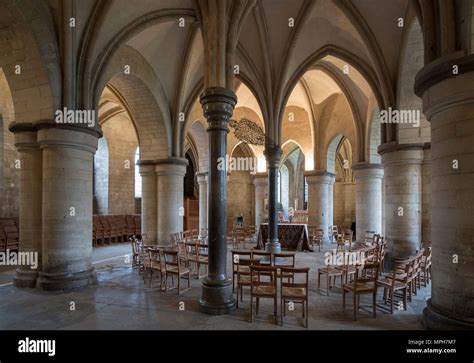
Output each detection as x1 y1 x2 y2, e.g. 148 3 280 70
304 170 336 184
200 87 237 132
155 157 188 176
379 142 424 167
36 124 99 153
352 163 384 179
138 161 156 177
196 172 208 184
9 119 103 139
264 145 282 168
414 52 474 98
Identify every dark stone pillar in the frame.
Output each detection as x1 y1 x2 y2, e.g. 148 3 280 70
264 146 282 253
199 87 236 315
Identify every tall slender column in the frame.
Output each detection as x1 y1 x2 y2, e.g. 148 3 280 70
36 125 100 290
9 124 42 287
421 144 431 245
197 172 208 236
327 174 336 233
264 146 282 253
353 163 384 241
253 173 268 227
199 87 236 314
305 171 334 243
138 161 157 243
155 158 187 245
415 56 474 329
379 143 423 260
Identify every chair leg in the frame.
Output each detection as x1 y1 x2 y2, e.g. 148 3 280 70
372 290 376 317
280 298 284 326
353 294 357 321
326 273 330 296
236 283 240 309
342 288 346 309
317 272 321 289
274 296 277 324
256 297 259 314
249 295 253 323
403 288 407 310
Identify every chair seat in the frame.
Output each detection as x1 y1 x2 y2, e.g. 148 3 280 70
343 281 375 292
377 277 406 289
166 266 190 274
282 286 306 299
319 266 342 275
252 285 276 296
199 256 208 263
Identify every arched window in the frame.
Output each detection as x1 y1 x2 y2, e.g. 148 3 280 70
135 147 142 198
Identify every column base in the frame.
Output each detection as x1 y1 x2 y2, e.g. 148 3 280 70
13 269 39 288
423 298 474 330
37 268 97 291
199 277 235 315
265 239 281 253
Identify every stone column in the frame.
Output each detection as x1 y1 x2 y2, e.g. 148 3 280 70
196 172 208 236
155 158 187 245
138 161 157 243
353 163 384 241
415 56 474 329
9 124 42 288
36 124 99 290
379 143 423 259
421 144 431 246
264 146 282 253
253 173 268 227
199 87 236 314
327 174 336 234
305 171 334 244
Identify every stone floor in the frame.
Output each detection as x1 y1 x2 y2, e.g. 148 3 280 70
0 243 429 330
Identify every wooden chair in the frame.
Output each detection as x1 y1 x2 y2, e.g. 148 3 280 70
342 262 379 320
377 262 410 313
185 242 200 277
232 230 246 249
318 257 344 296
280 267 310 328
231 250 252 292
420 247 432 287
307 225 317 243
196 243 209 279
130 236 140 269
249 265 278 324
311 229 324 252
163 250 190 294
236 258 260 308
147 249 165 290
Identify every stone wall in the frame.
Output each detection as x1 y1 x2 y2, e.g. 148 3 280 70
97 113 138 215
0 68 19 218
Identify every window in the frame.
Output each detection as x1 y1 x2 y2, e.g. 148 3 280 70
134 148 142 198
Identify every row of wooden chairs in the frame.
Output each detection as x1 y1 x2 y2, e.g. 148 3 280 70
232 250 309 327
228 225 258 249
93 215 141 246
0 218 19 253
131 233 209 294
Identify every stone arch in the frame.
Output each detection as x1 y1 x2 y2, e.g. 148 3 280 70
396 18 429 144
0 0 59 123
99 74 170 161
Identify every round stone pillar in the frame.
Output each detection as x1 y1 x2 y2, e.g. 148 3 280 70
327 174 336 234
199 87 236 315
415 55 474 329
196 172 208 236
379 143 423 260
138 161 157 243
155 158 187 245
305 171 334 244
253 173 268 227
264 146 282 253
353 163 384 241
36 124 100 290
9 124 42 288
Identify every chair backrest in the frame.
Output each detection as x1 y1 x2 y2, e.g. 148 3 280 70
308 225 317 238
332 225 338 234
272 253 295 268
279 267 310 293
164 250 182 271
232 250 252 266
315 229 324 239
364 231 376 244
252 250 272 261
141 233 149 244
149 249 164 270
354 262 379 285
250 265 278 288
